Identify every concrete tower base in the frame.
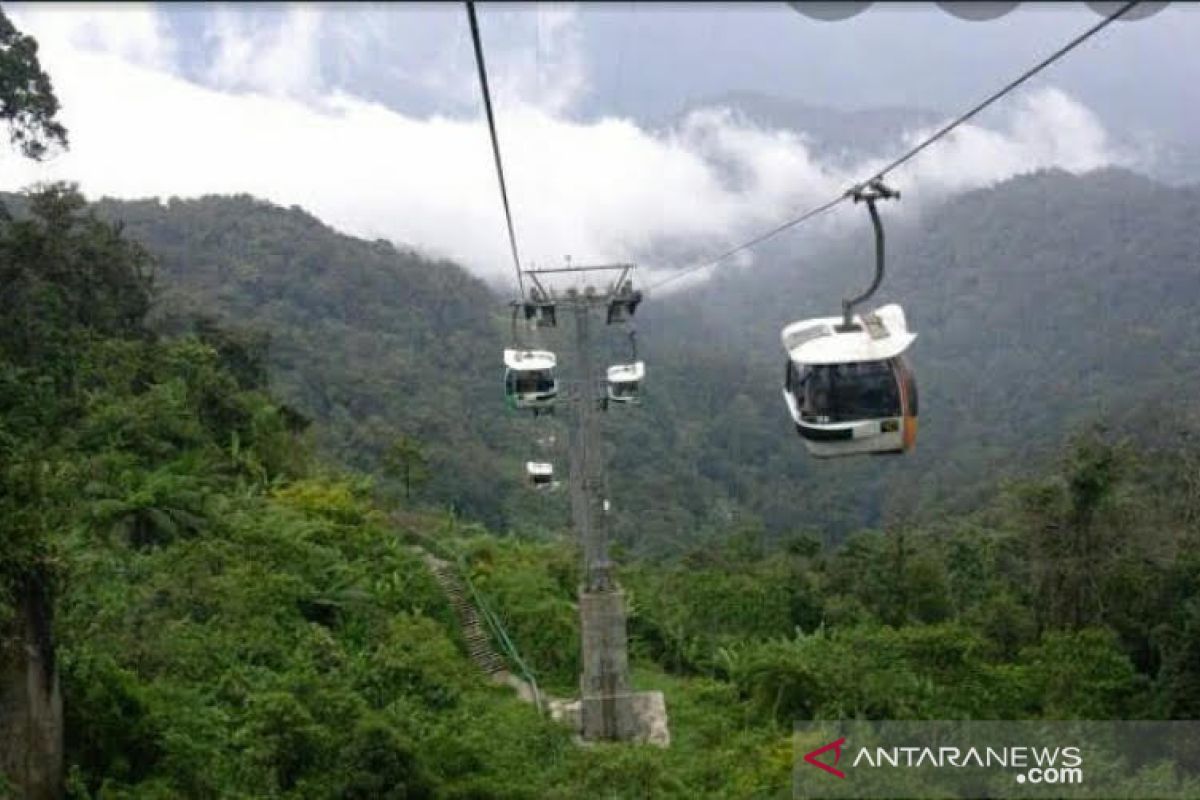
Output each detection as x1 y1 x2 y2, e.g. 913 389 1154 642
578 587 670 745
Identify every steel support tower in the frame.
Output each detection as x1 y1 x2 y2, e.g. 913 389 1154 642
522 264 655 742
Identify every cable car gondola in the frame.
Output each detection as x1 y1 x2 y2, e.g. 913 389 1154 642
523 302 556 328
606 361 645 405
780 179 919 458
605 329 644 406
504 349 558 413
525 461 557 491
782 304 917 457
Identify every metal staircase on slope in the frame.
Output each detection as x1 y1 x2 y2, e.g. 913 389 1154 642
423 554 507 676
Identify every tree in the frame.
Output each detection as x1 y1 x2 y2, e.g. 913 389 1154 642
0 9 67 161
1018 429 1133 632
0 181 154 800
0 183 153 373
383 434 430 502
0 15 71 794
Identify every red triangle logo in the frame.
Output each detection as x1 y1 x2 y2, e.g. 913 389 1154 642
804 736 847 779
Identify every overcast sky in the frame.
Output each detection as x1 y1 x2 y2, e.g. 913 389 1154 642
3 2 1195 288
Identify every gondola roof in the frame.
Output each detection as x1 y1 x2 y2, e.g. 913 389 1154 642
504 348 557 371
607 361 645 383
781 303 916 365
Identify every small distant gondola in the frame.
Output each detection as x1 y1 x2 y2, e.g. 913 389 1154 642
606 361 646 405
504 349 558 413
525 460 557 490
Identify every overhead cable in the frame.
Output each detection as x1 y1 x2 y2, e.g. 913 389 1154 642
467 1 526 298
647 0 1140 292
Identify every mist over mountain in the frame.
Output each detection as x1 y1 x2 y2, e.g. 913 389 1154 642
663 91 942 169
9 1 1164 289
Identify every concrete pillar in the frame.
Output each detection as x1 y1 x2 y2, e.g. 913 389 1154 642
579 588 637 740
0 579 63 800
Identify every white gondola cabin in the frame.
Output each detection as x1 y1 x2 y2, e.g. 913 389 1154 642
781 303 918 458
525 461 557 490
606 361 645 405
504 349 558 412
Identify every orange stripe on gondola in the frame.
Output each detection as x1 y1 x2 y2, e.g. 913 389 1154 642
894 358 918 452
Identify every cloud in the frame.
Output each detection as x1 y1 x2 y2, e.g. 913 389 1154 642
504 4 587 115
880 87 1119 195
1 6 1127 294
204 5 325 99
7 2 174 69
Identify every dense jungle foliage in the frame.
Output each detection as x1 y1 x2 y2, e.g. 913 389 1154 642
3 179 1200 798
3 11 1200 796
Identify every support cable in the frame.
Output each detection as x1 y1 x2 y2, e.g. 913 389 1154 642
466 1 526 298
647 0 1140 292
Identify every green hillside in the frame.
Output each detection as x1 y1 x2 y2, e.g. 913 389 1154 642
6 185 1200 799
0 185 790 797
6 6 1200 798
86 194 527 530
29 167 1188 558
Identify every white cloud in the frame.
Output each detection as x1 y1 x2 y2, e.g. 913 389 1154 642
205 5 325 99
505 4 587 115
7 2 174 69
881 87 1119 196
1 6 1127 294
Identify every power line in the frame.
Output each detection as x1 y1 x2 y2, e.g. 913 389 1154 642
648 0 1140 292
861 0 1139 186
466 1 525 298
649 194 847 291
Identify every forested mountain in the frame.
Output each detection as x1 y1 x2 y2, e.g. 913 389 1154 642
9 165 1192 557
7 6 1200 797
5 181 1200 799
637 167 1200 545
80 195 534 529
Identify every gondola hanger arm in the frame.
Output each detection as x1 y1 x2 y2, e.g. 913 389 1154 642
840 179 899 331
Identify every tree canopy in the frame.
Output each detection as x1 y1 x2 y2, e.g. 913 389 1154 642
0 8 67 161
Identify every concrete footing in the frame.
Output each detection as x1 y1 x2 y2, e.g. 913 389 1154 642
576 587 670 745
550 691 670 748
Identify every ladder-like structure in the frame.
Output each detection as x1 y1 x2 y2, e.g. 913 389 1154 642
423 554 506 676
417 548 545 713
398 520 662 743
